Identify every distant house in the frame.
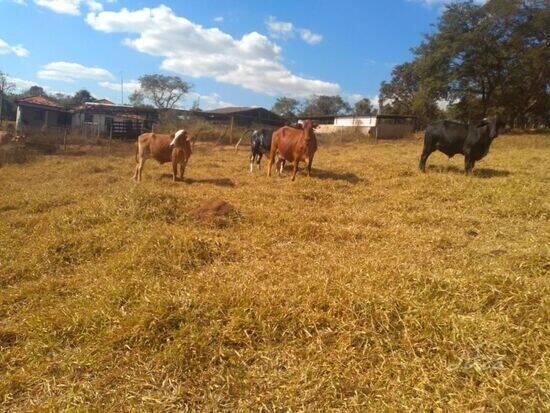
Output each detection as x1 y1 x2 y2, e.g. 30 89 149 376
71 101 158 138
15 96 159 139
300 114 416 138
15 96 71 131
182 106 285 127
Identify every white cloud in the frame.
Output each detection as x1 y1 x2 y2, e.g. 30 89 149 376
213 16 224 23
33 0 108 15
38 61 115 82
266 16 295 40
186 92 235 110
34 0 81 14
0 38 30 57
86 6 339 97
99 79 140 92
298 29 322 45
346 93 380 109
7 76 38 91
265 16 323 45
11 0 28 5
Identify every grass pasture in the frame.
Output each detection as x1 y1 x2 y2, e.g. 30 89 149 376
0 134 548 411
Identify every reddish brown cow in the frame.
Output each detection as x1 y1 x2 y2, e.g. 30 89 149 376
133 130 192 182
267 120 318 181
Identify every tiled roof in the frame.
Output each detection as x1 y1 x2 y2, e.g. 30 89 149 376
17 95 63 109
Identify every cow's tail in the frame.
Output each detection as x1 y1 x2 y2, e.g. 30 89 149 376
235 129 254 152
135 141 139 163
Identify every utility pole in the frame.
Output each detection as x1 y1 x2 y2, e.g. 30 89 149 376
120 72 124 105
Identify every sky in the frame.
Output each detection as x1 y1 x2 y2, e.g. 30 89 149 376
0 0 474 110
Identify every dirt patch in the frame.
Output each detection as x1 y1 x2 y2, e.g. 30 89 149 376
191 198 238 226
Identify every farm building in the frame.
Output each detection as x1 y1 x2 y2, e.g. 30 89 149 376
181 107 285 127
302 114 416 138
15 96 71 131
71 101 158 139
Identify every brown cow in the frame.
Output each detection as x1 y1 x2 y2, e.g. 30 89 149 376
133 130 192 182
267 120 318 181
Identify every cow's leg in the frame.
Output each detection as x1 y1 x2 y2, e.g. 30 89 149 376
276 158 283 176
291 160 299 181
137 158 145 182
172 158 178 181
257 153 263 170
180 160 187 181
419 134 435 172
267 153 274 177
249 153 255 173
464 155 475 175
279 159 285 175
307 155 314 177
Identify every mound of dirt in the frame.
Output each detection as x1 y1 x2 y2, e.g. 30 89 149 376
191 198 238 224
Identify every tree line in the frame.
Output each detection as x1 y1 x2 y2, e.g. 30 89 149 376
271 96 377 120
273 0 548 128
380 0 549 128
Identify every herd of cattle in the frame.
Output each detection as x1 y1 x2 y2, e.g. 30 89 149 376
132 116 501 182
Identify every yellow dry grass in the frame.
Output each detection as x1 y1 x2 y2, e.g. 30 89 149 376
0 134 548 411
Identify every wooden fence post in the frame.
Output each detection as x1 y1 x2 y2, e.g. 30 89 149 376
63 128 67 151
229 116 234 145
109 123 113 153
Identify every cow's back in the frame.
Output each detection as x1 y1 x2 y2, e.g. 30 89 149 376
426 120 468 156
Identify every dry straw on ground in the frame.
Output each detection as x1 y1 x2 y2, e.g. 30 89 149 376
0 134 548 411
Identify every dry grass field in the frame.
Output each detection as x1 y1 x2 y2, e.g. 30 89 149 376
0 134 548 411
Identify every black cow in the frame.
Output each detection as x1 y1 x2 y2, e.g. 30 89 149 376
249 128 275 172
419 116 500 174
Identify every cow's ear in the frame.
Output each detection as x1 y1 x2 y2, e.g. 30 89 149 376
170 133 176 139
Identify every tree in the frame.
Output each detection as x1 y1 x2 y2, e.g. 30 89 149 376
272 97 300 118
24 85 46 97
0 72 15 124
71 89 95 106
138 74 191 110
301 95 351 117
411 0 549 125
190 97 202 111
128 90 145 107
353 98 374 116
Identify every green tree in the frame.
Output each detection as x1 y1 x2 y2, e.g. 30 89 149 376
0 72 15 124
301 95 351 117
353 97 374 116
71 89 95 106
411 0 549 125
138 74 191 110
24 85 46 97
272 97 300 118
128 90 145 107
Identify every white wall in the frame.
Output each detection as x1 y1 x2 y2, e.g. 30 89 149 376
334 116 377 127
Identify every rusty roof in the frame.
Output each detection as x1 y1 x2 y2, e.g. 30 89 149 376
206 106 259 114
16 95 63 109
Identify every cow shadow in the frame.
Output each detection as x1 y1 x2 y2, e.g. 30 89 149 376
159 173 235 187
313 169 362 184
428 165 511 178
184 177 236 187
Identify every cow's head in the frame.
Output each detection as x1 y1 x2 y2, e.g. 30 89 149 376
170 129 188 147
481 116 499 139
302 120 316 141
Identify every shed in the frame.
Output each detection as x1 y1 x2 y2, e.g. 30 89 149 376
182 106 285 127
300 114 416 138
15 96 71 132
71 102 158 139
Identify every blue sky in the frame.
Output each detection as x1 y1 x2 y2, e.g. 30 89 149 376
0 0 456 110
